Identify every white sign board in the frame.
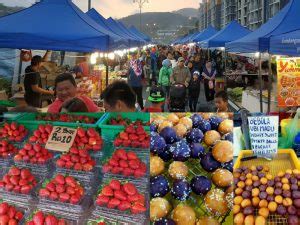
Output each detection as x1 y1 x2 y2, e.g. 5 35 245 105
248 116 279 156
45 126 77 152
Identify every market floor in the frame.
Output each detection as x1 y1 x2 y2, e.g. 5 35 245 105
143 83 215 112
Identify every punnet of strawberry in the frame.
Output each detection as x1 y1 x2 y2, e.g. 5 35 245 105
96 180 147 214
109 115 150 126
0 166 38 195
14 143 53 165
0 140 18 159
0 201 24 225
56 148 96 172
39 174 84 205
72 128 103 152
28 124 53 144
26 210 69 225
113 125 150 149
0 122 28 142
36 113 96 124
102 149 147 178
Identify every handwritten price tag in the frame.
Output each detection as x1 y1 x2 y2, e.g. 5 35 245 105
248 116 279 156
45 126 77 152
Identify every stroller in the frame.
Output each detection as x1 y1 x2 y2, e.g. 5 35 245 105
169 83 187 112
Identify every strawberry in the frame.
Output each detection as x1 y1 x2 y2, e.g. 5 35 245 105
15 211 23 220
123 183 137 196
49 192 59 201
55 174 65 185
109 180 121 190
122 168 134 176
77 128 85 138
115 149 127 160
65 176 76 188
114 190 127 201
45 215 58 225
8 167 20 176
129 159 140 169
118 201 131 211
0 215 9 224
55 184 66 193
39 188 50 198
70 195 81 204
119 160 129 168
0 202 9 215
134 169 145 178
46 182 55 192
87 128 97 138
20 185 31 194
127 151 138 160
8 218 18 225
107 198 121 209
58 219 67 225
119 132 128 140
59 193 70 202
33 211 45 225
102 186 113 197
56 159 65 168
127 193 140 203
96 195 110 206
131 203 146 214
102 164 112 173
108 159 119 167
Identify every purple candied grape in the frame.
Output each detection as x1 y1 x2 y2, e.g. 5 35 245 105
256 166 263 171
189 143 205 159
186 128 203 144
171 179 191 201
200 152 221 172
259 185 267 192
150 175 170 198
259 191 267 199
267 180 275 187
234 178 239 185
191 175 212 195
159 127 178 144
157 144 172 162
198 120 211 133
274 188 282 195
277 205 287 216
291 184 298 191
209 116 223 130
274 176 281 182
245 186 253 192
290 177 297 184
288 215 299 225
253 180 261 187
151 132 167 154
223 132 233 142
169 140 191 162
150 124 158 132
287 205 297 215
190 114 204 128
283 190 292 198
267 195 274 202
154 218 176 225
222 160 233 172
258 172 265 178
292 191 300 199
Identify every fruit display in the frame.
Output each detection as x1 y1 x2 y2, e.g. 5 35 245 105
95 179 147 215
14 143 53 165
233 165 300 225
72 128 103 151
0 201 24 225
56 148 96 172
0 122 28 142
0 140 18 159
28 124 53 144
26 210 69 225
114 125 150 149
108 115 149 126
38 174 85 205
102 148 147 178
0 166 37 195
150 113 233 224
36 114 96 124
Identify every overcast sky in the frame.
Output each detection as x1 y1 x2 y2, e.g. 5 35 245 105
0 0 199 18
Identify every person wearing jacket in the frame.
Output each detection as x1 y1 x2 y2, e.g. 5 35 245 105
188 71 201 112
158 59 172 99
170 57 191 87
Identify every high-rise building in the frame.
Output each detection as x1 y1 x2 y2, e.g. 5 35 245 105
199 0 289 31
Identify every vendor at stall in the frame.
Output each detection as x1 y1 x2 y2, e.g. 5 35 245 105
47 73 99 113
24 50 55 107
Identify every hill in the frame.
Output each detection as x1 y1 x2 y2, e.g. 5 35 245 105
0 3 24 17
173 8 198 18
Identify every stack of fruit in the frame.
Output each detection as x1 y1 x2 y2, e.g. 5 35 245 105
108 115 149 126
56 148 96 172
26 210 69 225
0 140 18 159
72 128 103 152
36 114 96 124
95 180 147 214
0 201 24 224
0 122 28 142
114 125 150 149
28 125 53 144
102 149 147 178
14 143 53 165
0 166 37 195
150 113 233 225
39 174 85 205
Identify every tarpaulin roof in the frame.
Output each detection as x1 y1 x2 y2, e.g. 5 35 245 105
270 30 300 56
129 26 151 42
192 26 218 42
201 20 251 48
0 0 128 52
117 21 146 43
226 0 300 53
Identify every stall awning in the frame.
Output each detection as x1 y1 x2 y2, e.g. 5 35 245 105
129 26 151 42
192 26 218 43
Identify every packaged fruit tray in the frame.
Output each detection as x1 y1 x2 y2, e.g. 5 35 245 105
233 149 300 225
0 141 22 167
0 199 30 225
88 212 148 225
98 113 150 140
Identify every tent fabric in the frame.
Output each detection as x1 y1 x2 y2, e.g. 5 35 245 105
192 26 218 42
129 26 151 42
270 30 300 56
117 21 146 43
0 0 127 52
226 0 300 54
201 20 251 48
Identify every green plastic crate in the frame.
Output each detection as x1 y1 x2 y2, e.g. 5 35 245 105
2 112 27 122
98 113 150 140
17 112 105 129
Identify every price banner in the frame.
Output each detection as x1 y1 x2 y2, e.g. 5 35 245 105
248 116 279 156
45 126 77 152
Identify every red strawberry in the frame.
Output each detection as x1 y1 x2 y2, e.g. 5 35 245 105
118 201 131 211
127 194 140 203
8 167 20 176
65 176 76 188
119 160 129 168
39 188 50 198
134 169 146 178
58 219 67 225
102 164 112 173
70 195 81 204
15 211 23 220
77 128 85 138
82 163 93 171
96 195 110 206
131 203 146 214
114 190 127 201
33 211 45 225
109 180 121 190
74 163 82 171
56 159 65 168
55 174 65 185
46 182 55 192
49 192 59 201
107 198 121 209
123 183 137 196
20 185 31 194
59 193 70 203
45 215 58 225
122 168 134 177
0 202 9 215
87 128 97 137
102 186 113 197
108 159 119 167
129 159 140 169
7 206 16 219
56 184 66 194
119 132 128 140
115 149 127 160
0 215 9 224
127 151 138 160
79 150 88 158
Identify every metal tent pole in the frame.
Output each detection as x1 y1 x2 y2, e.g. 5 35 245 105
267 54 272 113
17 52 23 84
258 53 263 113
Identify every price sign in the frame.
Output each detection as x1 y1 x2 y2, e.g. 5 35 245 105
45 126 77 152
248 116 279 156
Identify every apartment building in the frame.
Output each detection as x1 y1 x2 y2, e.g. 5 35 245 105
199 0 289 31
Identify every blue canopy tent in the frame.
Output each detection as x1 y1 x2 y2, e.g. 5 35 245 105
201 21 251 48
117 21 146 44
192 26 218 43
129 26 151 42
270 30 300 56
0 0 127 52
226 0 299 53
179 33 195 44
86 8 140 48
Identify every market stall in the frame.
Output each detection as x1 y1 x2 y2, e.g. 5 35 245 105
0 112 150 224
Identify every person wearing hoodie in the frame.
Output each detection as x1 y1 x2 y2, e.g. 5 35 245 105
188 71 201 112
158 59 172 99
